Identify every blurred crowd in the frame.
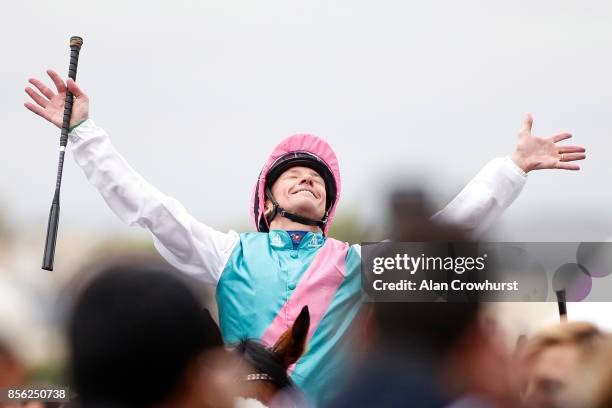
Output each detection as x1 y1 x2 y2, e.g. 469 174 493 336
1 194 611 408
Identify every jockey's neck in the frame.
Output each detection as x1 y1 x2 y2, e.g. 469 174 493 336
269 216 322 233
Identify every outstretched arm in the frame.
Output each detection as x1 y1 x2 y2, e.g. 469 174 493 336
432 114 586 235
25 70 239 284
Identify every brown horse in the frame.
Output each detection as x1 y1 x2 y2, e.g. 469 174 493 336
232 305 310 407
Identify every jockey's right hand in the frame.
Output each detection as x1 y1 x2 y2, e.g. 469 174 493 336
24 69 89 130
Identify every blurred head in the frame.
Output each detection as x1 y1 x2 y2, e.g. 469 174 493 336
0 278 47 388
578 336 612 408
518 321 606 408
374 189 480 355
363 190 519 404
68 264 225 407
0 343 25 387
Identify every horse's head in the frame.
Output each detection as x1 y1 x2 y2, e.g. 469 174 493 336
233 305 310 406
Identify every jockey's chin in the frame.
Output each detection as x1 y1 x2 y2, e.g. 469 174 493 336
271 193 325 225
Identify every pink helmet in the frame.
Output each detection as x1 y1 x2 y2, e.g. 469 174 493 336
251 134 341 236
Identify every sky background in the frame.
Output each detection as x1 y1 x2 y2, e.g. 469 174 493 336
1 0 611 242
0 0 611 340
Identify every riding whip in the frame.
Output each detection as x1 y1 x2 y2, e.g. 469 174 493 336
42 36 83 271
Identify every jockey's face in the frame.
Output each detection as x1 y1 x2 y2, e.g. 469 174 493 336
267 166 327 223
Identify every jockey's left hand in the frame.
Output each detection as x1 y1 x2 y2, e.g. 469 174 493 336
511 114 586 173
24 69 89 130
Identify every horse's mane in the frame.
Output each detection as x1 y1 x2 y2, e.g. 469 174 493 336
233 339 295 390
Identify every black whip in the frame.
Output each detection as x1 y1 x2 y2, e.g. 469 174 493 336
556 289 567 322
42 36 83 271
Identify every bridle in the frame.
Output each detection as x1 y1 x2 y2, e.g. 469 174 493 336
244 373 274 382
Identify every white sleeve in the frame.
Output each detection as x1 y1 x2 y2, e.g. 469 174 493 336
431 156 527 236
68 119 239 284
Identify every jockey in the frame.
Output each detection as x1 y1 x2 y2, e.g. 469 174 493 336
24 70 586 406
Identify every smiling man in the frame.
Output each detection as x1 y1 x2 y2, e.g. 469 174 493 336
25 69 586 406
